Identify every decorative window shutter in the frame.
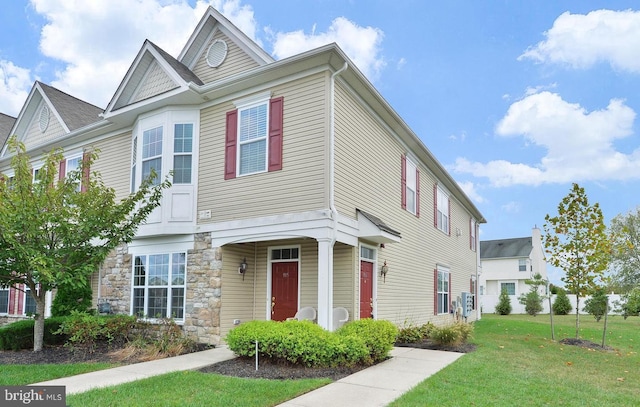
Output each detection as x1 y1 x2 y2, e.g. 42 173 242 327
433 184 438 228
17 284 24 315
401 155 407 209
224 110 238 180
8 286 16 314
415 169 421 217
268 96 284 172
433 269 438 315
81 152 91 192
59 160 66 182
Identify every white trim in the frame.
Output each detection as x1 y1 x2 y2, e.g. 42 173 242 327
266 244 302 321
235 97 269 177
128 235 195 254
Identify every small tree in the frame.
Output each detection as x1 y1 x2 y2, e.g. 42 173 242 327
0 137 170 351
614 287 640 319
518 273 546 316
543 183 612 339
609 207 640 291
495 288 512 315
553 289 573 315
583 288 608 322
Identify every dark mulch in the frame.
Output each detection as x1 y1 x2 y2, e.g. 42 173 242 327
559 337 614 351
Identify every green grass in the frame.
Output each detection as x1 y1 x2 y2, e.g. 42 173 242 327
0 363 117 386
391 314 640 407
67 371 330 407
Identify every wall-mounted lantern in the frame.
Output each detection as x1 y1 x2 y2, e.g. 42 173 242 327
239 257 248 281
380 260 389 283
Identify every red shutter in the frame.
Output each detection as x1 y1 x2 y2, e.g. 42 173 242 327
224 110 238 180
81 152 90 192
401 155 407 210
415 168 420 217
433 184 438 228
268 96 284 172
16 285 23 315
8 286 16 314
434 269 438 315
59 160 66 182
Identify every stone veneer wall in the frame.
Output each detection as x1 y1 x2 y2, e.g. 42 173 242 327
98 233 223 345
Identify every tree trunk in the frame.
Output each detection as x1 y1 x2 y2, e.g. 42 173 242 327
548 291 555 341
575 295 581 339
601 296 609 347
33 290 47 352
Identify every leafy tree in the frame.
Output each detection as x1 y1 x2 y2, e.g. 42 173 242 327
552 289 572 315
614 287 640 319
0 137 170 351
518 273 546 316
51 280 93 317
583 287 609 322
543 183 612 339
609 207 640 292
495 288 512 315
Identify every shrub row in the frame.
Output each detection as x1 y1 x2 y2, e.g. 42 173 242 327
0 317 68 350
226 319 398 368
56 311 138 351
396 321 473 347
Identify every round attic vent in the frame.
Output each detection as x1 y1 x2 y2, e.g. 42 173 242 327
39 105 50 133
206 39 228 68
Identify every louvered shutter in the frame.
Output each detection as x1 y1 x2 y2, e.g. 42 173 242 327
268 97 284 172
224 110 238 180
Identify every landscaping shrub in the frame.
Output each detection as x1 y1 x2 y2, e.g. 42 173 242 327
0 317 68 350
518 290 544 316
495 289 512 315
583 288 609 322
51 281 93 317
553 289 573 315
430 322 473 346
56 311 137 351
396 321 434 343
226 320 369 367
336 319 398 363
615 287 640 319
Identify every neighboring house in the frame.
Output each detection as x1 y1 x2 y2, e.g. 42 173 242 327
479 227 547 314
0 7 485 342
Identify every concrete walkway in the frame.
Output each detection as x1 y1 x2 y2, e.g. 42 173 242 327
32 346 463 406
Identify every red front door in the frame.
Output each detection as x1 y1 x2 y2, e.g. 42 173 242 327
271 262 299 321
360 260 373 319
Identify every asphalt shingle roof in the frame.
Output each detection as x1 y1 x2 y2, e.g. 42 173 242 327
38 82 104 131
480 237 532 259
0 112 16 149
148 41 204 86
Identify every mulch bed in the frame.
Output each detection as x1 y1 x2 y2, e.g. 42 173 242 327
559 337 614 351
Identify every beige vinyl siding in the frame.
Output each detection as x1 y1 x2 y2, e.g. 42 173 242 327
333 242 356 320
197 72 328 223
90 132 132 201
131 61 177 104
23 107 66 150
334 83 478 326
219 239 325 340
192 31 260 85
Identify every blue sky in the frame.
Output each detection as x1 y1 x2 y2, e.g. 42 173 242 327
1 1 639 285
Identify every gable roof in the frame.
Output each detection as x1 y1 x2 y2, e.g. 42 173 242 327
0 113 16 149
37 82 103 131
149 41 203 86
480 237 532 259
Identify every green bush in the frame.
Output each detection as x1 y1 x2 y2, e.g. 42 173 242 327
51 281 93 317
396 321 434 343
518 290 544 316
553 289 573 315
583 288 609 322
495 289 512 315
615 287 640 319
0 317 68 350
336 319 398 363
57 311 137 351
226 319 398 367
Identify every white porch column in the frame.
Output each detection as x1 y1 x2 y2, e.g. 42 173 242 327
317 238 335 330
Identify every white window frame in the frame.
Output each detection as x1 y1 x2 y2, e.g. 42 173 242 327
172 123 193 184
64 154 83 191
131 252 187 321
405 157 417 215
518 259 527 272
500 281 517 296
436 186 450 234
141 126 163 186
437 266 450 314
235 94 270 177
470 219 477 251
23 286 37 316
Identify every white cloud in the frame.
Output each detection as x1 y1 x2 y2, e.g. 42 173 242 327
271 16 386 80
501 201 521 214
520 9 640 73
452 91 640 186
0 60 34 117
457 180 485 204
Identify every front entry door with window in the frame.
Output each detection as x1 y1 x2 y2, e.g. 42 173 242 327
271 261 298 321
360 260 373 319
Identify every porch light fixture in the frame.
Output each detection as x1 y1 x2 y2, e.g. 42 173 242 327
380 260 389 283
239 257 248 280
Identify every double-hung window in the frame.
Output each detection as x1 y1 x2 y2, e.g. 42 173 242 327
142 127 163 186
436 267 450 314
132 253 186 320
238 102 268 176
0 286 8 314
470 219 477 251
435 186 450 234
501 282 516 296
173 124 193 183
518 259 527 272
24 287 36 315
401 155 420 216
64 155 82 191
